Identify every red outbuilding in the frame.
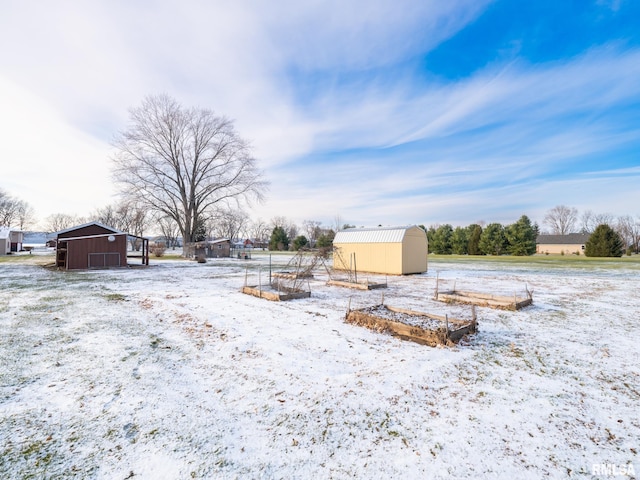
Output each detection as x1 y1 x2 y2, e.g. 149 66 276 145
55 222 149 270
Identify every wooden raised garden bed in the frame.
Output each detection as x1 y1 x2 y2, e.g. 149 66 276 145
435 290 532 310
345 304 477 347
242 264 311 301
327 279 387 290
434 275 533 310
241 285 311 301
273 271 314 280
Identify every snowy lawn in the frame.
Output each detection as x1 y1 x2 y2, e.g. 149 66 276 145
1 253 639 479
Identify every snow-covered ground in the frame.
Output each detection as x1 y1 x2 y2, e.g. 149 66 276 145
1 254 638 479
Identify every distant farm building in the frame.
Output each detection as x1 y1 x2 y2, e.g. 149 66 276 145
536 234 590 255
0 227 24 254
235 238 267 250
192 238 232 258
333 226 428 275
55 222 149 270
233 239 255 249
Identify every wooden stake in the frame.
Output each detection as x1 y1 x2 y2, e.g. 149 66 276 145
354 253 358 284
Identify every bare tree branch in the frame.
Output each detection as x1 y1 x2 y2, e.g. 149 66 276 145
543 205 578 235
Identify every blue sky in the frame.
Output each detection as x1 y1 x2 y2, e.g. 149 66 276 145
1 0 639 230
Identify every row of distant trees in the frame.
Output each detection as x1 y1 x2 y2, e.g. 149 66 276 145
424 206 637 257
3 185 639 258
423 215 539 256
1 183 343 253
3 181 639 258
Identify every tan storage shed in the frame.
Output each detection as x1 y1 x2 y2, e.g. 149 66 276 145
332 226 428 275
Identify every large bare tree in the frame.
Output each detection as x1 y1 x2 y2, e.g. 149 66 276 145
248 218 270 248
302 220 322 247
155 215 181 250
112 94 267 256
543 205 578 235
616 215 640 253
580 210 616 234
14 200 36 230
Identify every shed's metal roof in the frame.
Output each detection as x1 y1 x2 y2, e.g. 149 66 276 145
333 226 421 244
55 221 122 236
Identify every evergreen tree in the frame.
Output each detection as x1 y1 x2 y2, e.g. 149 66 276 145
467 224 483 255
316 234 331 249
431 224 453 254
193 219 207 242
585 224 624 257
505 215 538 256
316 229 335 249
479 223 507 255
269 226 289 251
451 226 469 254
426 226 437 253
293 235 308 250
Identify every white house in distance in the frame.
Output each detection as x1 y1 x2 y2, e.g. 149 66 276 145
0 227 24 254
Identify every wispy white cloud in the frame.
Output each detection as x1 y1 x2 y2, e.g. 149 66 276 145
302 46 640 152
258 0 492 71
0 77 116 218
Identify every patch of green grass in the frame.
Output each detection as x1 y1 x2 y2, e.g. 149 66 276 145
428 254 640 270
149 253 186 261
22 303 54 312
41 295 60 302
104 293 127 302
0 254 54 265
19 439 53 466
